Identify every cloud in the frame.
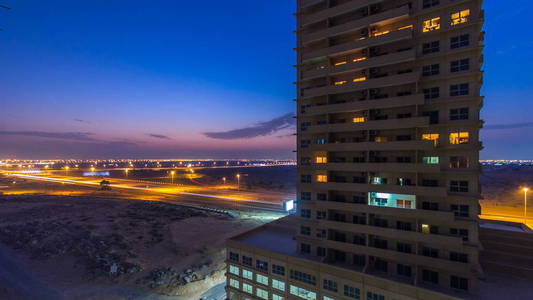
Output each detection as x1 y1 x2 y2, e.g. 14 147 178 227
74 118 91 124
484 122 533 130
0 130 95 141
147 133 171 140
204 113 296 140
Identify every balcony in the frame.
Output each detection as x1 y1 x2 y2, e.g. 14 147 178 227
302 27 413 61
301 181 448 197
302 49 415 80
314 201 455 223
322 239 472 275
307 140 436 152
303 162 440 173
301 0 382 26
304 94 424 116
305 117 429 134
301 5 410 44
301 71 420 98
320 220 463 247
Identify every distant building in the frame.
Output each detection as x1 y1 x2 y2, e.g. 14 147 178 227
226 0 485 299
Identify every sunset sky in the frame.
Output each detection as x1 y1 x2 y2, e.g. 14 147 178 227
1 1 532 159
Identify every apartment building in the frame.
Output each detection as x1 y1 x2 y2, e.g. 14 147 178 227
226 0 484 299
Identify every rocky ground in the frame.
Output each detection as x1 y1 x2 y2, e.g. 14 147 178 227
0 195 272 299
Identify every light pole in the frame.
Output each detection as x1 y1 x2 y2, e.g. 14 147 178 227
236 174 240 190
125 168 129 177
170 171 175 184
524 187 529 224
222 177 226 187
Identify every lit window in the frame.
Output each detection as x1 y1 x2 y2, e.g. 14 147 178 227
243 283 253 294
397 199 413 209
334 80 347 86
353 57 367 62
256 274 269 286
423 17 441 32
353 117 366 123
423 157 439 164
243 269 253 280
353 76 367 82
316 175 328 182
290 285 317 300
229 265 240 276
449 132 469 144
334 61 347 66
374 136 388 143
273 295 285 300
422 133 439 145
373 30 390 37
256 288 269 300
451 9 470 25
398 25 413 31
230 278 240 289
421 224 430 234
272 279 286 291
316 156 327 164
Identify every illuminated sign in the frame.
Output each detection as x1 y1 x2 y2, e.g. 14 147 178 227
283 199 296 213
83 172 110 177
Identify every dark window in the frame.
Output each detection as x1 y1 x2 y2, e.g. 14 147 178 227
374 258 388 272
323 279 338 292
353 254 366 266
301 175 312 183
423 111 439 124
450 228 469 241
290 269 316 285
422 201 439 210
422 269 439 284
300 209 311 218
423 0 439 9
344 285 361 299
300 139 311 148
423 87 440 99
256 260 268 273
353 195 366 204
451 204 470 217
353 215 366 225
317 247 326 257
423 64 440 76
272 264 285 276
373 238 388 249
451 59 470 72
367 292 385 300
450 108 469 120
229 252 239 262
397 264 412 277
353 234 366 246
397 113 412 119
317 211 326 219
451 34 470 49
397 242 412 253
422 247 439 258
300 243 311 254
450 252 469 263
450 181 469 193
450 156 470 168
422 179 439 187
243 256 252 266
450 83 469 96
396 156 412 162
316 229 326 238
451 275 469 290
396 135 412 141
301 192 311 201
373 218 388 228
430 225 439 234
300 226 311 235
397 221 412 231
317 193 327 201
353 176 366 183
422 40 440 54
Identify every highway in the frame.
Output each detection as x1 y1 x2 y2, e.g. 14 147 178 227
3 172 290 213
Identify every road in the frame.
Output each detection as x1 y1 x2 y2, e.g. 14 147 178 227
3 172 290 213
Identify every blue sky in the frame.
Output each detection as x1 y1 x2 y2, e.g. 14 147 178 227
0 0 532 159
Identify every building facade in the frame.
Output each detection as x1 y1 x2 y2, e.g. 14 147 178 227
227 0 484 299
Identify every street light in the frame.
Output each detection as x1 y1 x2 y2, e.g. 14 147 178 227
222 177 226 186
170 170 176 184
523 187 529 224
125 168 129 177
236 174 240 190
